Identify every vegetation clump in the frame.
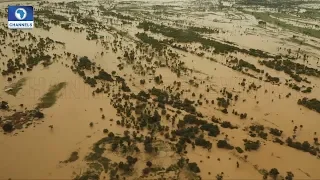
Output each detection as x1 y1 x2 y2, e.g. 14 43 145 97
259 59 320 80
286 137 318 156
285 171 295 180
78 56 93 70
188 162 201 173
136 32 164 50
173 127 199 139
154 75 163 84
244 139 260 151
26 54 51 67
221 121 237 129
37 82 67 109
2 123 13 132
5 78 27 96
249 125 268 140
195 137 213 150
229 59 262 73
183 114 207 125
217 97 230 108
269 168 280 180
95 70 114 82
273 138 284 145
235 147 244 153
298 98 320 113
149 88 196 114
200 123 220 137
265 74 280 84
37 9 69 22
269 128 283 137
63 151 79 163
100 9 135 21
0 101 9 110
217 140 234 150
137 21 272 58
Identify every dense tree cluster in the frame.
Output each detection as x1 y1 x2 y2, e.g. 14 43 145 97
173 127 199 139
188 26 219 34
1 57 26 76
78 56 93 70
221 121 237 129
140 79 146 85
26 53 51 67
37 9 69 22
285 171 294 180
297 98 320 113
235 147 244 153
217 140 234 150
95 70 114 82
183 114 207 125
269 128 283 136
34 110 45 119
195 137 213 150
149 87 169 104
244 139 260 151
144 136 157 153
137 21 272 57
239 113 248 119
154 75 163 84
136 32 164 51
273 137 285 145
188 162 201 173
118 156 138 174
249 125 268 140
133 91 150 102
229 59 262 73
0 101 9 110
149 88 196 114
301 87 312 93
260 59 320 80
269 168 280 179
101 9 135 21
175 138 188 153
200 123 220 137
2 123 13 132
217 97 230 109
265 74 280 84
286 137 318 155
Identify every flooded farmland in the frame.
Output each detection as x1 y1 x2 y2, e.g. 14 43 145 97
0 0 320 179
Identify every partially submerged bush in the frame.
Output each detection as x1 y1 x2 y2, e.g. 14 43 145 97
188 162 200 173
2 123 13 132
270 128 282 136
244 139 260 151
217 140 234 150
0 101 9 110
297 98 320 113
235 147 244 153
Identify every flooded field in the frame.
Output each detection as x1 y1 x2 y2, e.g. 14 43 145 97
0 0 320 179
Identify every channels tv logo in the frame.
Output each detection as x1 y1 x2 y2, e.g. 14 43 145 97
8 6 34 29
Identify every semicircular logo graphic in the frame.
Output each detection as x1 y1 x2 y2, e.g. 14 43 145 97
14 8 27 20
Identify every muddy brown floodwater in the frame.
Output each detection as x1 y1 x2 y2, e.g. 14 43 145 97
0 0 320 179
